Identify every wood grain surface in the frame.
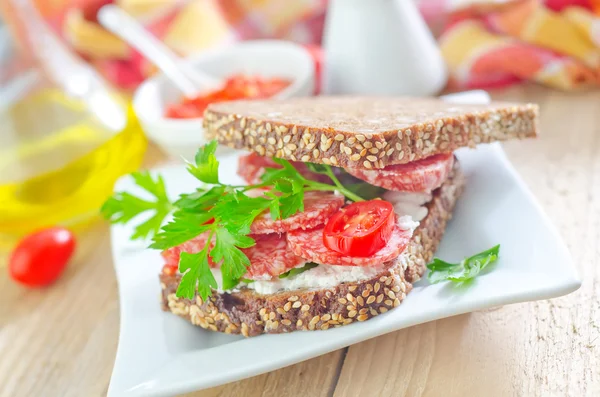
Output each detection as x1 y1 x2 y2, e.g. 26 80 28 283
1 86 599 397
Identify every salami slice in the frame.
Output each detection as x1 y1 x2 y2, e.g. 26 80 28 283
237 153 278 184
346 153 454 192
161 232 304 280
287 218 415 266
237 153 330 184
243 234 306 280
250 191 345 234
161 232 216 268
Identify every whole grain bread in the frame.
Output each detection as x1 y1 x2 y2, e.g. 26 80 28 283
159 161 466 337
203 96 538 170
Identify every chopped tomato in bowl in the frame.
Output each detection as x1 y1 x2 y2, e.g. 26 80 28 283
165 75 292 119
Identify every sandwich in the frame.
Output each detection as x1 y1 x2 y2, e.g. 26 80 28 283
103 96 538 337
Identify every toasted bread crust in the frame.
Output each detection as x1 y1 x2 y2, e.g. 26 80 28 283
203 96 538 170
159 163 466 337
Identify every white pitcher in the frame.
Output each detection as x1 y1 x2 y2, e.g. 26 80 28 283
322 0 448 96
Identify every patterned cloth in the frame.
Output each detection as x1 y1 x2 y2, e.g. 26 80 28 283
429 0 600 90
4 0 600 90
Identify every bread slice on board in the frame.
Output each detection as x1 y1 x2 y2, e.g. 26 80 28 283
203 96 538 170
159 161 466 337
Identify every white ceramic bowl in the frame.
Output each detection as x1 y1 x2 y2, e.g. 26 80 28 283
133 40 315 160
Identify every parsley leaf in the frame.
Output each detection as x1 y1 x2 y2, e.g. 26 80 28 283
100 171 171 240
427 245 500 284
174 185 226 211
210 191 271 234
210 228 254 277
149 210 213 250
279 262 319 279
186 140 220 184
176 247 217 300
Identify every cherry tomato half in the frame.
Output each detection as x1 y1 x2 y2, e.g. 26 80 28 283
9 227 76 287
323 200 395 257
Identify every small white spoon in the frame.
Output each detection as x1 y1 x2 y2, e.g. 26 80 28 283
97 4 222 98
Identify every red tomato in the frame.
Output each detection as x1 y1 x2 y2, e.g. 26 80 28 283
9 227 76 287
323 200 395 257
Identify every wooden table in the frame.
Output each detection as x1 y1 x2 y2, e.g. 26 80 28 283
1 85 599 397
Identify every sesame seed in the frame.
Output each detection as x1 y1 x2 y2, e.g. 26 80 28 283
308 322 316 330
277 307 286 315
361 289 370 298
363 161 372 169
357 314 369 322
281 319 292 326
356 134 366 142
363 141 373 149
388 290 396 300
348 310 357 318
332 313 339 321
379 307 388 314
310 316 320 325
240 118 247 128
283 135 291 143
301 305 310 312
301 155 310 162
384 299 393 307
359 308 368 315
266 123 272 132
338 298 347 304
374 283 380 293
394 298 401 307
360 148 367 157
335 134 344 141
312 149 320 159
349 286 357 292
321 323 330 330
370 308 378 316
269 312 276 320
347 137 356 145
347 305 356 312
306 142 316 150
385 278 393 286
356 296 365 306
369 148 379 154
367 155 377 162
366 296 376 304
292 301 302 309
268 137 276 145
346 293 354 302
376 294 384 304
297 319 303 327
284 302 292 311
321 314 331 322
350 154 361 161
392 286 401 293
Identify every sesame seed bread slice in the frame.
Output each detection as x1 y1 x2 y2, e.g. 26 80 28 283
159 161 466 337
203 96 538 170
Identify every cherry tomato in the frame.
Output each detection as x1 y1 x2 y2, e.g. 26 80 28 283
9 227 76 287
323 200 395 257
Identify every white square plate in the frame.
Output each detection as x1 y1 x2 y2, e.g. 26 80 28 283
108 91 580 396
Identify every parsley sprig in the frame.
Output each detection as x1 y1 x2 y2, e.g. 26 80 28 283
101 140 364 300
427 245 500 284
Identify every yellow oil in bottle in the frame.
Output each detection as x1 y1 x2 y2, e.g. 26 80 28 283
0 88 147 263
